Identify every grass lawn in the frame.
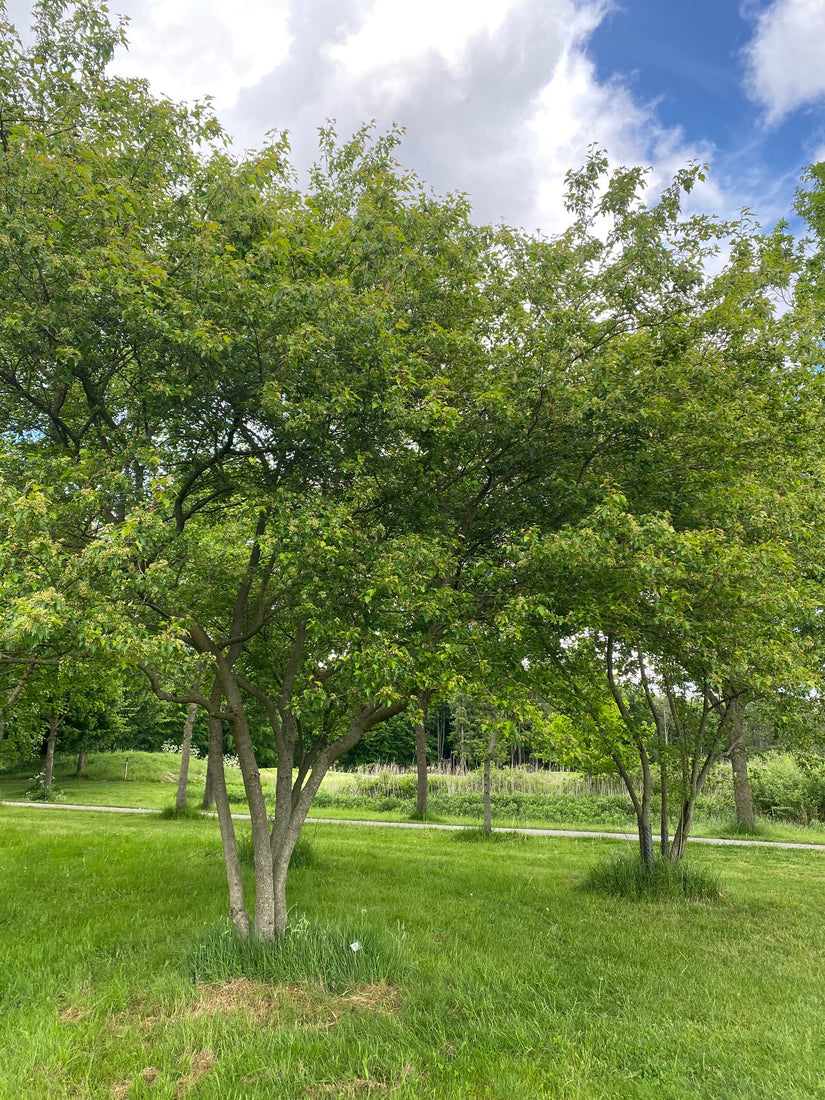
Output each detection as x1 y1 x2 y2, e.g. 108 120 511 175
1 805 825 1098
3 752 825 846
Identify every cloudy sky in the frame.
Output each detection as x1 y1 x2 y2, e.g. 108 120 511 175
6 0 825 233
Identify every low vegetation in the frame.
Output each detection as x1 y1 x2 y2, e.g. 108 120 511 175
2 805 825 1099
583 852 723 901
4 753 825 848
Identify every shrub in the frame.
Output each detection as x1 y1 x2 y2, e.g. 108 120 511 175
584 853 722 901
748 753 825 823
24 771 64 802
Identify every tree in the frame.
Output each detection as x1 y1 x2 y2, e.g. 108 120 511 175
495 157 825 865
0 2 535 939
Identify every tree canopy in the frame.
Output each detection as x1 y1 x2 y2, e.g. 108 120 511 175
3 1 825 935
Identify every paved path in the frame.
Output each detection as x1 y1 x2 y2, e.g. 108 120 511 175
3 800 825 851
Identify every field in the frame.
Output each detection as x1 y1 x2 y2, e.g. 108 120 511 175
3 751 825 846
1 799 825 1099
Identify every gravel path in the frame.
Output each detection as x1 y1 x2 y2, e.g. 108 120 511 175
3 800 825 851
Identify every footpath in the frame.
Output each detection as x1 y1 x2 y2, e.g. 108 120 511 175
3 800 825 851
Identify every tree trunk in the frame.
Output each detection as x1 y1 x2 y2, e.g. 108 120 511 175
176 702 198 811
76 750 87 778
728 697 755 829
268 697 409 939
638 812 654 867
670 800 695 863
660 754 670 859
202 752 215 809
482 726 500 835
43 712 60 791
208 683 250 937
414 690 431 818
220 671 275 941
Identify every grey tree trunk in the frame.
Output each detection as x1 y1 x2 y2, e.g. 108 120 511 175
268 697 409 939
727 697 755 829
201 753 215 809
76 750 86 778
414 720 428 817
639 812 654 867
482 727 500 835
176 702 198 811
43 712 60 791
218 670 275 941
414 691 431 818
670 801 695 863
207 684 250 937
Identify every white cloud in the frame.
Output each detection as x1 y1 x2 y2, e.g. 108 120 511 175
109 0 292 109
326 0 514 74
528 48 727 233
743 0 825 124
4 0 751 233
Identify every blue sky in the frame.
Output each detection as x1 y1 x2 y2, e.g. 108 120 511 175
6 0 825 234
587 1 825 222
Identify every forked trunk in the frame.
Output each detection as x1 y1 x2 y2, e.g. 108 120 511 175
207 687 250 936
670 800 695 863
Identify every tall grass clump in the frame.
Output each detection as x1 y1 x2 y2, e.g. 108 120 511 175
158 802 203 820
451 827 531 844
184 915 408 988
584 852 723 901
235 830 316 869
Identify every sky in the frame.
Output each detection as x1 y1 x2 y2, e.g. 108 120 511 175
5 0 825 235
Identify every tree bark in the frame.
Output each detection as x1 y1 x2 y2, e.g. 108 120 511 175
414 690 431 818
482 726 500 835
222 673 275 941
660 753 670 860
76 750 86 778
207 683 250 937
43 711 60 791
201 753 215 809
727 696 755 829
176 702 198 811
268 695 409 939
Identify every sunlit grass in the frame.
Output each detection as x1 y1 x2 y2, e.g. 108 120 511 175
1 806 825 1097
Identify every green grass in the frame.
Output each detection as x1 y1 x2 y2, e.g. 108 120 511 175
4 753 825 848
1 805 825 1098
584 852 723 900
185 914 408 987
